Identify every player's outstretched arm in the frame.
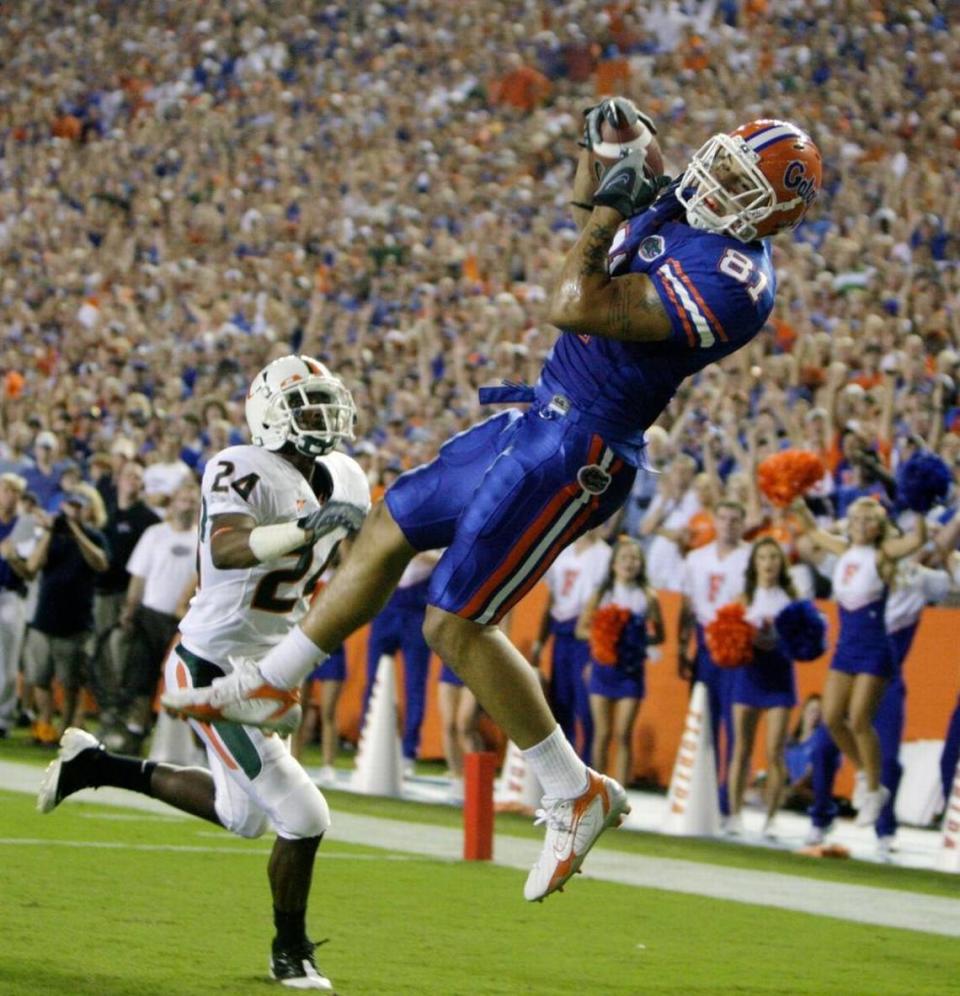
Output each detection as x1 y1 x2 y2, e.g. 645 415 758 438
550 154 673 344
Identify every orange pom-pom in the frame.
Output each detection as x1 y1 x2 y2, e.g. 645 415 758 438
590 604 631 665
757 449 826 508
705 603 756 668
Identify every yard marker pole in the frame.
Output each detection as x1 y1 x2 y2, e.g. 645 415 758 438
493 740 542 816
351 655 404 797
463 751 497 860
660 681 721 837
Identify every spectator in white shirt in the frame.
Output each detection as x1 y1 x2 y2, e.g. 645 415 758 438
113 483 198 751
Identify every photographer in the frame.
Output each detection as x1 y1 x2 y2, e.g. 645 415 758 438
23 484 109 743
834 427 896 517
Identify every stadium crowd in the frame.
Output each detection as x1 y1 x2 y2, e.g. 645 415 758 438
1 0 959 843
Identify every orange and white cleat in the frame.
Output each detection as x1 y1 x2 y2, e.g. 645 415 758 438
524 770 630 902
161 658 302 735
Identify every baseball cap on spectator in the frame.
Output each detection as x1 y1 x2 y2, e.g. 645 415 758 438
353 441 376 456
59 460 82 480
36 430 58 450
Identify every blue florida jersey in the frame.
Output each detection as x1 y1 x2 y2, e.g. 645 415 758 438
540 188 776 455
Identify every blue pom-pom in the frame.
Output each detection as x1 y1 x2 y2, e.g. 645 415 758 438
897 451 952 513
774 600 827 662
617 613 648 678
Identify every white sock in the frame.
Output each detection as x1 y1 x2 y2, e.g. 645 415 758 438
257 626 327 690
522 726 589 800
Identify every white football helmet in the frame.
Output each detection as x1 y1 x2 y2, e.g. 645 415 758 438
245 355 356 457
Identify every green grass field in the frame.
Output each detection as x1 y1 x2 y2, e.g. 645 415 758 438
3 779 960 996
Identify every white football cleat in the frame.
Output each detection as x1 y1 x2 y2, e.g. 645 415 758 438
524 770 629 902
37 728 102 814
161 658 302 735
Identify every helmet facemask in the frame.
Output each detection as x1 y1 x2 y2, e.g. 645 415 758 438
272 379 356 457
678 133 777 243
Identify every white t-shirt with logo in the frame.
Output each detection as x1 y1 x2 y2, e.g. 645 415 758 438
127 522 198 616
680 541 751 626
544 540 612 623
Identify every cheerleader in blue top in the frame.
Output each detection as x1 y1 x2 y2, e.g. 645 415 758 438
792 496 925 827
576 537 664 789
726 538 798 838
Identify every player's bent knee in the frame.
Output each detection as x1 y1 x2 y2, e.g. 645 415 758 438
216 798 271 839
422 606 473 663
273 783 331 840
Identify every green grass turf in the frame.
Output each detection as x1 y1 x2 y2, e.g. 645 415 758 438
3 727 958 900
2 790 959 995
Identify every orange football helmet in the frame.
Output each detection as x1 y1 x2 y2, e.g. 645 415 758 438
677 119 822 242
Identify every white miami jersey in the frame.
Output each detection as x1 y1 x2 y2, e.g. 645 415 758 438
681 542 751 626
179 445 369 664
545 540 612 623
831 544 885 612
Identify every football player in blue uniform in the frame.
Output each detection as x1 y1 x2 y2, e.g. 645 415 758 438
165 101 822 902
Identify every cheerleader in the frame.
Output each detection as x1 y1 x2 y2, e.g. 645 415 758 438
437 663 480 797
792 496 925 826
801 553 952 851
726 538 797 838
576 537 664 788
296 646 346 787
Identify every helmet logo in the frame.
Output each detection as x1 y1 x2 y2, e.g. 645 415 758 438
280 374 304 388
784 160 817 207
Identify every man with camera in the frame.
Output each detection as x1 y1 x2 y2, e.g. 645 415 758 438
834 426 896 517
23 485 109 743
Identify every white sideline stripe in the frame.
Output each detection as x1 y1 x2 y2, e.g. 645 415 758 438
333 813 960 939
0 837 419 860
80 811 185 822
3 760 959 937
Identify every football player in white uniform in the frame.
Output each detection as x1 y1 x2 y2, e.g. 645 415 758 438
38 355 369 992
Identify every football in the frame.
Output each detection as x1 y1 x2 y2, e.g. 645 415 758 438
591 109 665 182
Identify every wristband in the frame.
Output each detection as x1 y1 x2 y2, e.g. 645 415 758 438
258 625 327 689
248 521 310 562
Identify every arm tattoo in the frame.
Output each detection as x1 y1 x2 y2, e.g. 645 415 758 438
608 278 669 341
578 223 617 277
609 281 632 337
